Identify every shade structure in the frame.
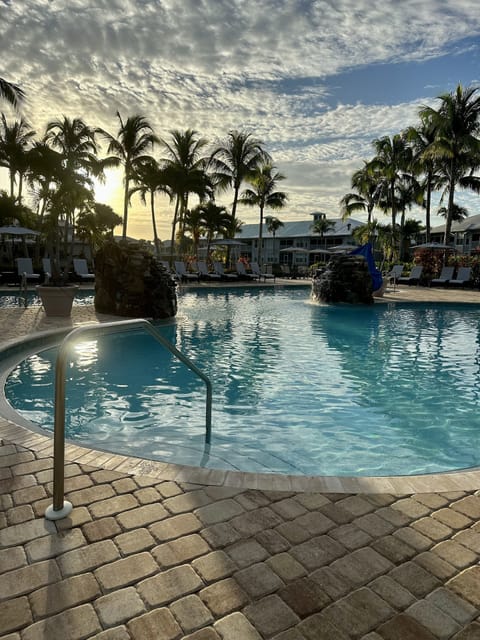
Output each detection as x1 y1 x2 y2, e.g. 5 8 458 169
279 247 309 253
309 248 332 255
412 242 456 250
0 226 40 236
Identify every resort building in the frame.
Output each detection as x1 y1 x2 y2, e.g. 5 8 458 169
427 213 480 254
233 212 364 266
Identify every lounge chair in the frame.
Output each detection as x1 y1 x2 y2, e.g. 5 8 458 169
213 261 238 280
250 262 275 282
397 265 423 286
73 259 95 282
387 264 404 284
431 266 454 287
449 267 472 288
16 258 40 282
236 261 259 280
174 261 199 282
195 261 221 281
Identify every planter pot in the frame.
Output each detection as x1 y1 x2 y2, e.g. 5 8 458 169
36 285 79 317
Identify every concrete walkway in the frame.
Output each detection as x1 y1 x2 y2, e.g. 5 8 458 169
1 284 480 639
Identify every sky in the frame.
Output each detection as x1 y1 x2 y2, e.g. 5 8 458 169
1 0 480 241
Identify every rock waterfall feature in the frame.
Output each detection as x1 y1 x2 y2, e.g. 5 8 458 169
312 254 374 304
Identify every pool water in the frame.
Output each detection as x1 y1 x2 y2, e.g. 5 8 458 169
5 287 480 476
0 289 94 308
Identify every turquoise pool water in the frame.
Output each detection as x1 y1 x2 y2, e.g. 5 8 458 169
5 287 480 476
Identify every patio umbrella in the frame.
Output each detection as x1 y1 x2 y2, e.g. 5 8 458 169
279 247 309 253
412 242 456 250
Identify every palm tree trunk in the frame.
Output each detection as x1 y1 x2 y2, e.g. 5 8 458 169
444 169 456 246
258 203 264 265
150 191 160 256
122 176 129 239
169 197 181 264
425 174 432 243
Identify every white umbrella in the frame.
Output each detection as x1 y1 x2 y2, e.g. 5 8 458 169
412 242 455 250
279 247 309 253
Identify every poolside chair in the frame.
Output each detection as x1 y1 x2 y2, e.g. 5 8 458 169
397 265 423 286
236 261 259 280
387 264 404 284
250 262 275 282
16 258 40 282
449 267 472 288
431 266 454 287
73 258 95 282
195 261 221 281
213 261 238 280
174 261 199 282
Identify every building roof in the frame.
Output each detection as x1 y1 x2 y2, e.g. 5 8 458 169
235 217 363 239
430 214 480 234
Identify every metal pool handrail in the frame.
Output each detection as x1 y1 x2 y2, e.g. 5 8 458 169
45 318 213 521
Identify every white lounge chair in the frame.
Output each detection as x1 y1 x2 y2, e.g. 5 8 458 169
431 266 454 287
449 267 472 288
174 261 199 282
213 261 238 280
236 261 258 280
16 258 40 282
398 265 423 286
250 262 275 282
195 261 221 280
73 259 95 281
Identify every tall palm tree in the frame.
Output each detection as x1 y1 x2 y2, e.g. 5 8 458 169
44 116 100 255
239 164 288 265
0 115 36 201
420 84 480 244
340 161 379 224
99 112 158 239
160 129 211 257
406 112 443 243
0 78 24 109
129 157 171 256
209 130 270 223
266 216 284 239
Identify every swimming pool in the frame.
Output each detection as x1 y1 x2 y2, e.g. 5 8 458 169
4 286 480 476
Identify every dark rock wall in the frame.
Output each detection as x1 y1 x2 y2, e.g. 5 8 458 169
94 241 177 319
312 255 374 304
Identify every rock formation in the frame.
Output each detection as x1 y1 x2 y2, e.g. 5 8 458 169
312 254 374 304
94 241 177 319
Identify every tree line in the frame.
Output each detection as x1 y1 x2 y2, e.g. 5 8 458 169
0 78 288 264
341 84 480 260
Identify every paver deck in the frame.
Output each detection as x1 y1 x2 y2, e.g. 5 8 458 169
1 282 480 639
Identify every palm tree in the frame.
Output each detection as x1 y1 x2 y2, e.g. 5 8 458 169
129 157 171 256
160 129 211 257
420 84 480 245
196 201 231 257
266 216 284 238
209 130 270 223
0 78 24 108
44 116 100 257
405 112 442 243
239 163 288 265
183 207 206 258
311 216 335 250
340 161 379 224
0 115 36 201
99 112 158 239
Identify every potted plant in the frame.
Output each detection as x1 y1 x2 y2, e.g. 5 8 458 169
36 257 78 317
